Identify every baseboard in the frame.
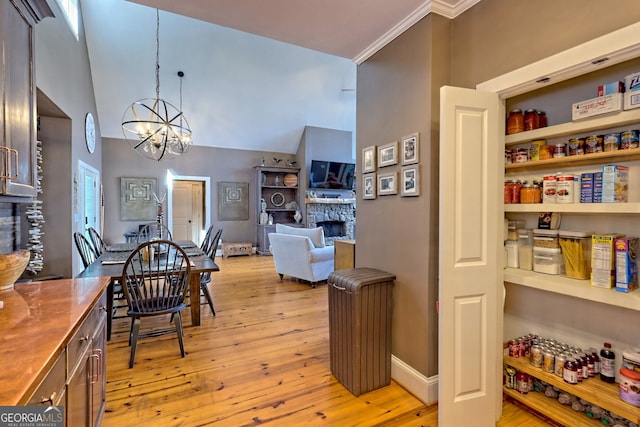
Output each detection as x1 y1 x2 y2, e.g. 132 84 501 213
391 354 438 405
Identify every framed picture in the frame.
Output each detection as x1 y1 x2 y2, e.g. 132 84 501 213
362 173 376 199
377 141 398 168
362 145 377 173
120 177 157 220
401 132 419 165
218 182 249 220
401 165 420 197
377 171 397 196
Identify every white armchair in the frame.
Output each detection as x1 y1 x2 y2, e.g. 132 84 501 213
268 224 335 287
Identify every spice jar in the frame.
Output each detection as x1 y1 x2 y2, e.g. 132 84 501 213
524 109 539 131
507 109 524 134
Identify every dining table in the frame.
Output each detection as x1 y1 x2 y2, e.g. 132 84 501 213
75 240 219 340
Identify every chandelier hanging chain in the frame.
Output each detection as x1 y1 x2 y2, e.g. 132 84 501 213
155 8 160 100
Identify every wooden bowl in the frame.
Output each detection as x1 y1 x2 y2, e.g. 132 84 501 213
0 250 30 290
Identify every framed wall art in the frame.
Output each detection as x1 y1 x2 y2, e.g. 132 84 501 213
377 171 397 196
401 132 420 165
362 173 376 199
377 141 398 168
362 145 377 173
120 177 157 221
218 181 249 221
401 165 420 197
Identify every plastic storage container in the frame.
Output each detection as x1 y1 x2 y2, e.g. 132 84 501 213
619 368 640 406
558 231 593 280
518 229 533 271
505 240 519 268
623 349 640 373
533 229 560 248
533 247 564 275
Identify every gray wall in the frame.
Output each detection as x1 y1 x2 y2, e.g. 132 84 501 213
101 138 292 246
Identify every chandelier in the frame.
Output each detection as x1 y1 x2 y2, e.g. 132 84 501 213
121 9 192 161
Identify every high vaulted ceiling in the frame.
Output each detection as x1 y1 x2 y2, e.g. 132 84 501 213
129 0 481 61
82 0 480 153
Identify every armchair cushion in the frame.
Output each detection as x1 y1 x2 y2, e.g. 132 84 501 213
268 230 334 285
275 224 325 248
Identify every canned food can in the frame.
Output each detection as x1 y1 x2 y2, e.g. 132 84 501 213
543 350 555 373
603 133 620 151
543 175 557 204
530 345 543 368
556 175 574 204
529 140 546 161
553 143 566 158
505 149 513 164
585 135 603 153
621 130 639 149
504 365 517 389
514 148 529 163
508 339 519 357
568 138 584 156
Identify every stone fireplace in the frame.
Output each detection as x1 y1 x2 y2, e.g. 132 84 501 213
305 198 355 246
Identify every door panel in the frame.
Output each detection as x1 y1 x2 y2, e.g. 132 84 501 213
438 86 503 426
172 180 204 242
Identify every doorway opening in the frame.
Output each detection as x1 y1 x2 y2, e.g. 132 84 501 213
167 172 211 245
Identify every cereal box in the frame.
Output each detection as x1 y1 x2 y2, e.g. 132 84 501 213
572 93 623 120
601 164 628 203
591 234 624 288
616 237 638 292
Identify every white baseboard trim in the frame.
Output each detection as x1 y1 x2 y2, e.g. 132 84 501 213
391 354 439 405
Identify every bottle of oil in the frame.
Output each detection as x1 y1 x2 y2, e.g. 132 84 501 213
600 342 616 383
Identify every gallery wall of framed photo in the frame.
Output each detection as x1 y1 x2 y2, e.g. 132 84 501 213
361 132 420 200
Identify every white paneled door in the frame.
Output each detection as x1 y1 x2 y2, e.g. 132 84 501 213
438 86 503 427
171 180 204 242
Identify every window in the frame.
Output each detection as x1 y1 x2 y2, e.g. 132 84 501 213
54 0 79 40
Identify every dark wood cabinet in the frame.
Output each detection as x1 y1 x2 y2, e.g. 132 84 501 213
0 0 53 197
255 166 301 255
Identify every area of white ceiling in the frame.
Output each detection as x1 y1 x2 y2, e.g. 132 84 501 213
81 0 480 154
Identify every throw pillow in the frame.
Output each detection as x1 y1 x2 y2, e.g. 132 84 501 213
275 224 326 248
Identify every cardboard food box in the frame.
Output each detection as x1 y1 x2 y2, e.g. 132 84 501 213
598 81 624 96
624 72 640 110
572 93 623 121
616 237 638 292
591 234 624 288
601 164 629 203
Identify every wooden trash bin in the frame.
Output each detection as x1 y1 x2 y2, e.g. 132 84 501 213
327 267 395 396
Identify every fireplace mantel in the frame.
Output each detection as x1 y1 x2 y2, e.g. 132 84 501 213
305 197 356 205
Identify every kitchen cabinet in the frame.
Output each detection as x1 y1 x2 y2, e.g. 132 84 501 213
255 166 301 255
439 22 640 425
0 0 52 197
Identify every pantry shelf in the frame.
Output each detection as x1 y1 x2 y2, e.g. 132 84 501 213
505 147 640 173
505 109 640 147
504 355 640 424
504 202 640 214
504 268 640 311
503 387 598 427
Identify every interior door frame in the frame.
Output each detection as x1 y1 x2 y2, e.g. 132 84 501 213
166 172 211 241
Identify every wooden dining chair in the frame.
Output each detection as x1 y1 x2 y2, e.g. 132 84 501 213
74 231 97 269
121 239 191 368
137 222 172 243
199 228 223 316
88 227 106 256
199 225 214 254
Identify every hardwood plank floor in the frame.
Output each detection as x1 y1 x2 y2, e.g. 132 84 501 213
103 255 556 426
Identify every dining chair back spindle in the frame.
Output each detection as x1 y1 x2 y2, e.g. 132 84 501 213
137 222 172 243
74 232 98 270
199 228 223 316
199 225 214 254
121 239 191 368
88 227 107 256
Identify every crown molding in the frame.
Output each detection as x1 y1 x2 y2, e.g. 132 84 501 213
353 0 482 64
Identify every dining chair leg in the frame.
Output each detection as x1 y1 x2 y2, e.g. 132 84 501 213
129 317 141 368
200 283 216 316
173 312 185 358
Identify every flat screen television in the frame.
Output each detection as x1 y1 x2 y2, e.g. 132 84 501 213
308 160 355 190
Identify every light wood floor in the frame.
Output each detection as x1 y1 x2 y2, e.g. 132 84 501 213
103 255 557 426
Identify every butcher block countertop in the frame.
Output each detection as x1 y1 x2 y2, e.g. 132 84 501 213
0 277 109 405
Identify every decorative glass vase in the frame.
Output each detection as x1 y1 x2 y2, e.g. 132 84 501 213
259 209 269 225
